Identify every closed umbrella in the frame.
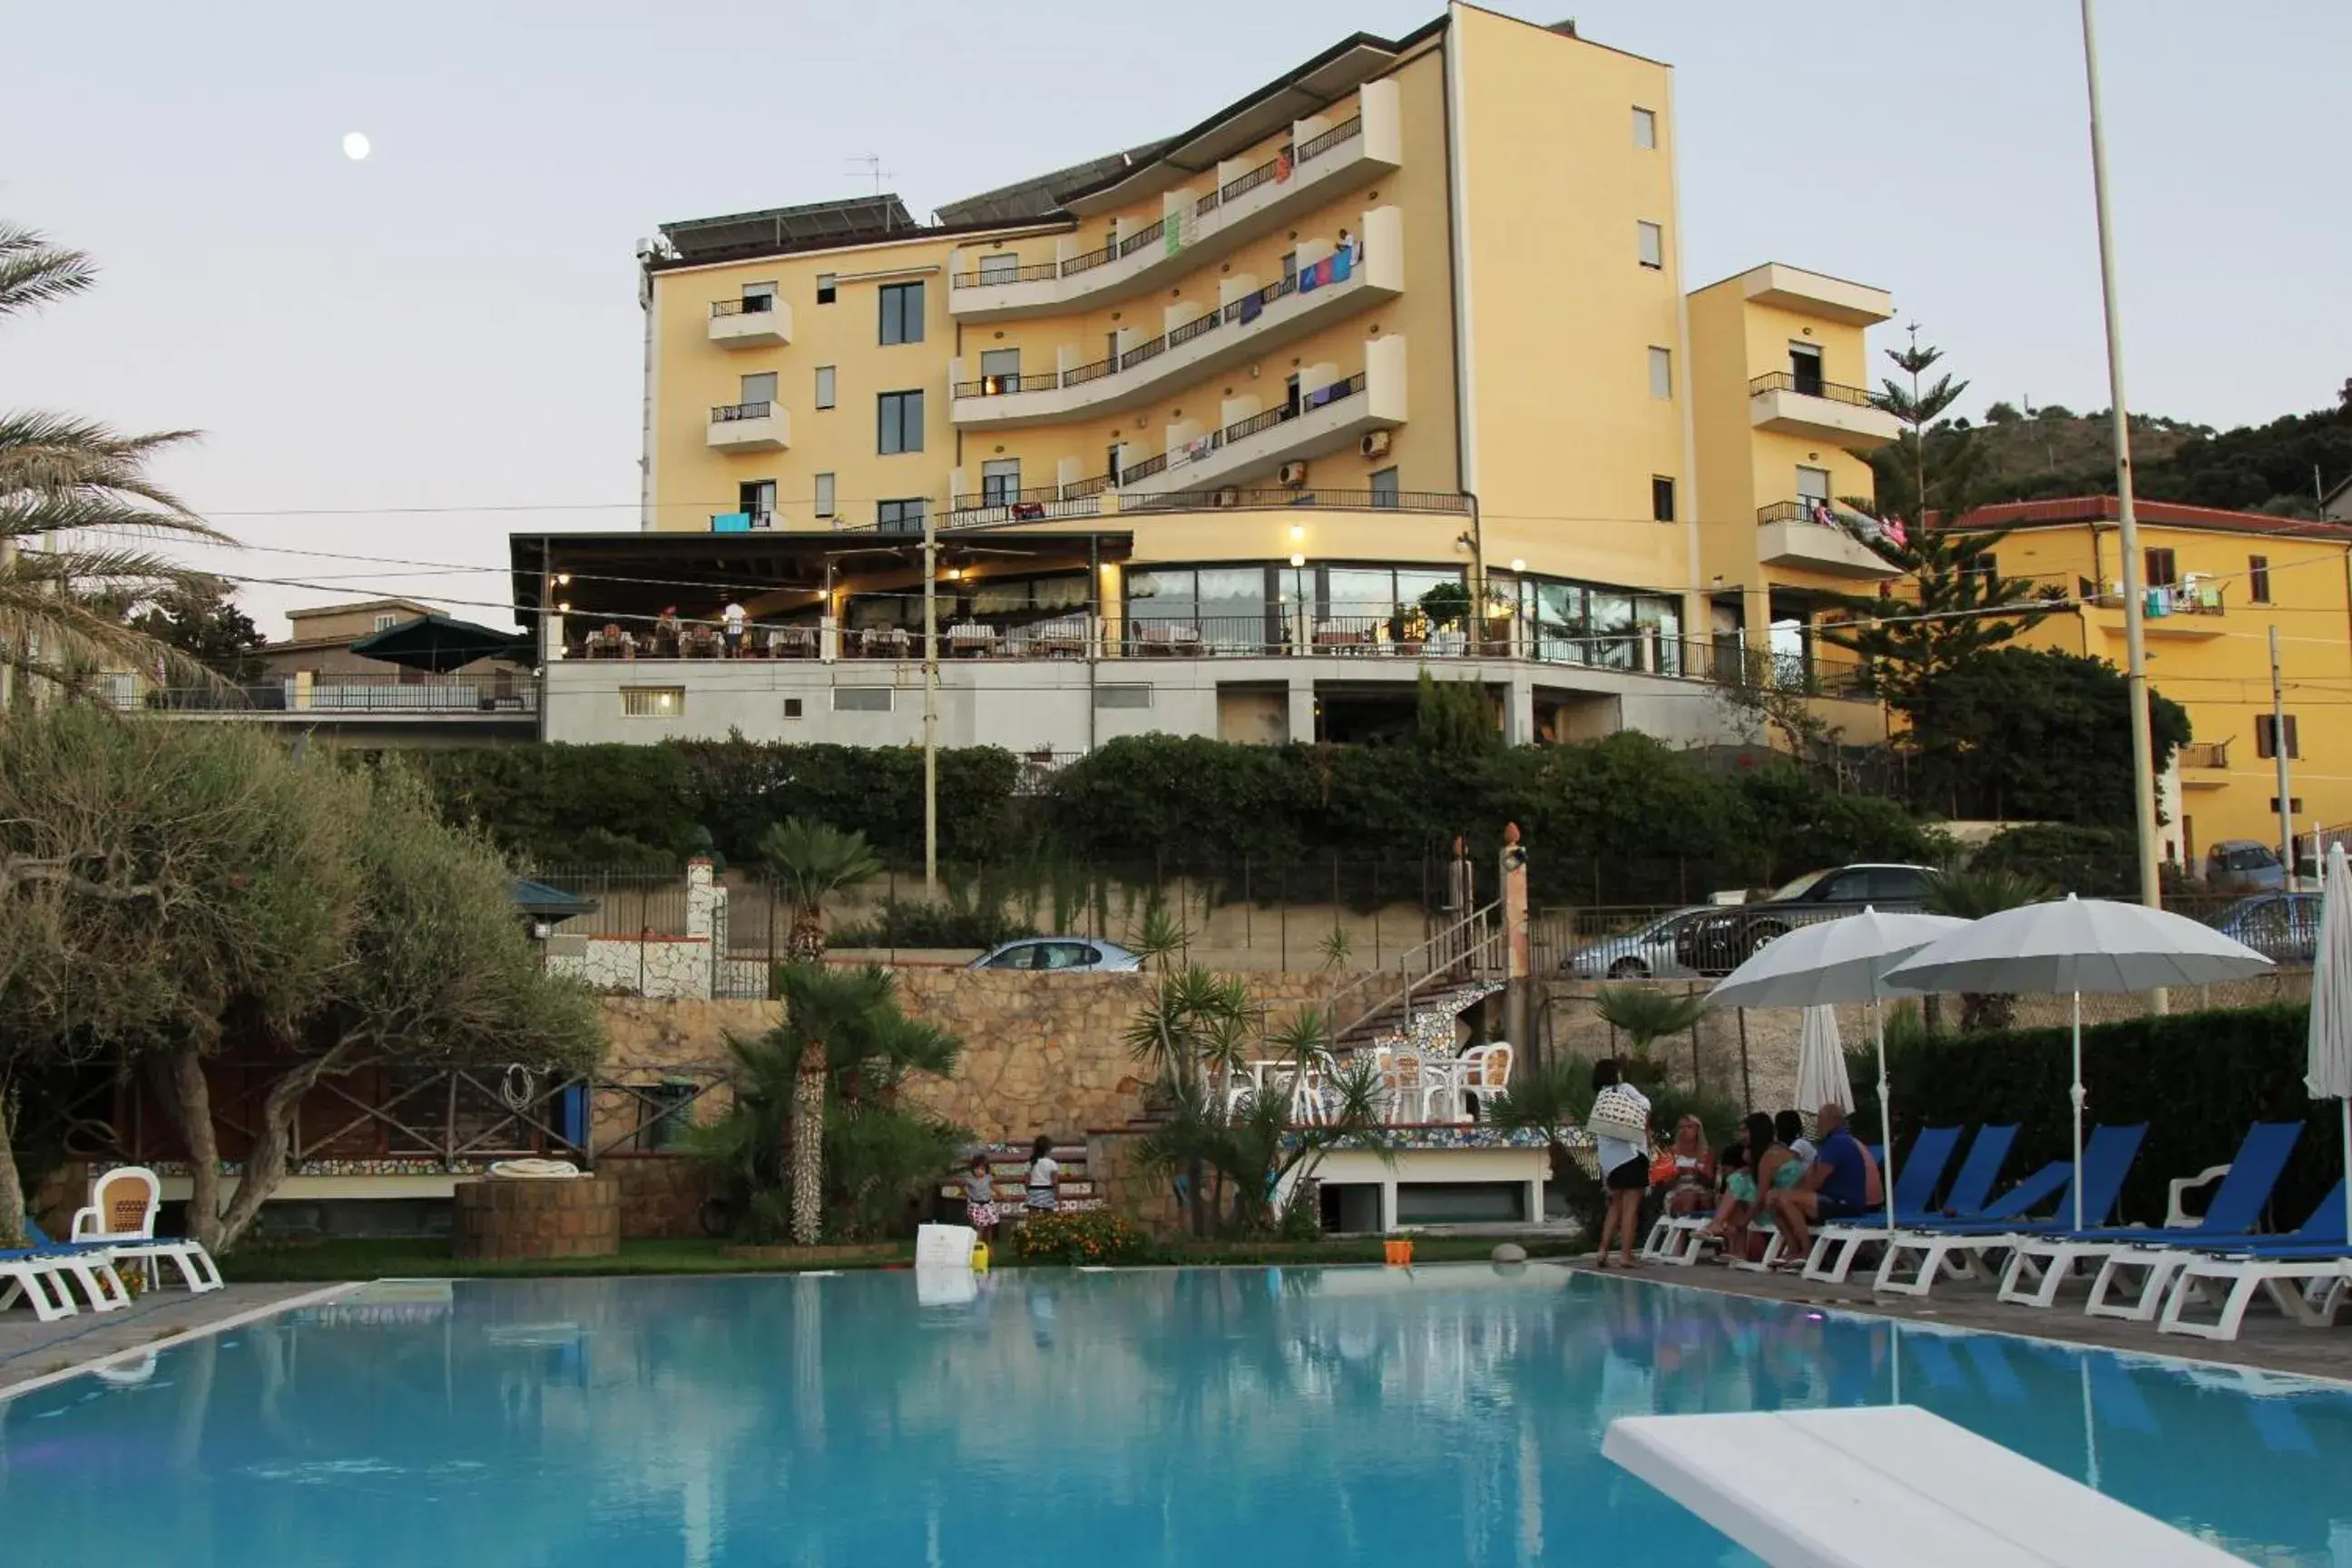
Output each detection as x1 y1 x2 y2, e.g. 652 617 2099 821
1708 907 1966 1231
1885 895 2273 1229
1796 1005 1854 1116
2306 843 2352 1249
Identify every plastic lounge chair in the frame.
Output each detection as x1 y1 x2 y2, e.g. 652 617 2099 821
1798 1124 1986 1283
73 1164 224 1295
2152 1183 2351 1343
1994 1121 2303 1309
0 1235 132 1322
1872 1123 2149 1298
2084 1180 2347 1325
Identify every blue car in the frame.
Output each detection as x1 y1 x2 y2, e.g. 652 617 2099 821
2207 892 2320 965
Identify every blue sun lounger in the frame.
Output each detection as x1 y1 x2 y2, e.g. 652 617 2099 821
1873 1124 2149 1298
1802 1124 2017 1283
2084 1179 2346 1325
2151 1183 2351 1341
1994 1121 2304 1308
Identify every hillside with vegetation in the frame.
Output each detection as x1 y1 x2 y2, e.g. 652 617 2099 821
1943 381 2352 516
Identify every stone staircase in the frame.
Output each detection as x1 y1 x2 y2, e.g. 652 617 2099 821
1326 901 1508 1054
937 1142 1101 1217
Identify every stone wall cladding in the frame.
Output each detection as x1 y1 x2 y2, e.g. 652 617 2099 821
452 1176 622 1260
603 1153 715 1240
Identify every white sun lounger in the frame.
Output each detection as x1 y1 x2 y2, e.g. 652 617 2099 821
0 1247 132 1322
1602 1405 2243 1568
2158 1250 2351 1342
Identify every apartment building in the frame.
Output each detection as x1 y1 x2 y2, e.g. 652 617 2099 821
1951 498 2352 858
529 5 1897 753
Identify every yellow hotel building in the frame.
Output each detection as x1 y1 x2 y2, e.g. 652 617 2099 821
1954 497 2352 859
522 5 1905 753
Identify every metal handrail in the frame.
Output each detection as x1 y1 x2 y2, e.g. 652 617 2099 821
710 400 772 423
1167 311 1221 349
1063 355 1115 387
1757 499 1830 525
2180 740 2231 769
1116 486 1469 516
1117 217 1168 258
952 369 1058 397
1120 451 1171 485
1061 243 1114 277
1296 115 1363 162
1220 144 1292 204
1119 332 1170 372
1220 274 1297 323
710 297 776 318
951 260 1060 289
1327 900 1504 1044
1747 370 1877 408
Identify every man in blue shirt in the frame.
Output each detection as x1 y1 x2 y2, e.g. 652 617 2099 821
1763 1103 1874 1263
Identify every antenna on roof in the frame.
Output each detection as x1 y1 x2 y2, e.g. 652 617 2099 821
845 154 895 197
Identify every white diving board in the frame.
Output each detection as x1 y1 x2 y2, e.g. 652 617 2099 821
1602 1405 2241 1568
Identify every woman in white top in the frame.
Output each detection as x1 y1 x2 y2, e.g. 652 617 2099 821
1024 1134 1060 1213
1589 1058 1652 1269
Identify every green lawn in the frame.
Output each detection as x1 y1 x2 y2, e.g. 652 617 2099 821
220 1232 1579 1283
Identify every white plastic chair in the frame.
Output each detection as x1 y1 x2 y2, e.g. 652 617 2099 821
74 1165 224 1296
1455 1043 1514 1122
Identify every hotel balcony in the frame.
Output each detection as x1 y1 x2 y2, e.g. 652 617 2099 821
2177 739 2230 789
1754 501 1905 581
1117 334 1406 498
1737 262 1896 327
946 78 1402 322
706 400 789 452
2090 582 2228 638
950 209 1402 431
707 296 791 348
1748 372 1901 450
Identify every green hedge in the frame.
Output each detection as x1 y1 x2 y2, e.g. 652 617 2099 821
1869 1004 2341 1228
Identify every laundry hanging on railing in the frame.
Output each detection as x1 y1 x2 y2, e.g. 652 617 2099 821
1238 290 1264 324
1328 248 1352 282
1164 211 1185 257
1274 148 1294 182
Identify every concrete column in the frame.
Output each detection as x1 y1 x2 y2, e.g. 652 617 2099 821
1525 1165 1545 1225
1504 672 1535 744
1379 1176 1398 1234
1287 673 1317 743
1501 826 1533 1066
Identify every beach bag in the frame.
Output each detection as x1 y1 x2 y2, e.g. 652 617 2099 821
1585 1084 1650 1146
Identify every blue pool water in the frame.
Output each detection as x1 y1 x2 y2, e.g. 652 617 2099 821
4 1266 2349 1565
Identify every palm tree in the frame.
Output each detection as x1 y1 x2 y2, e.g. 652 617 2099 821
2 224 233 697
1592 983 1708 1067
1925 867 2055 1031
760 817 880 961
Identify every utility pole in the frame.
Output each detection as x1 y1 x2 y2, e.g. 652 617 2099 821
922 508 938 897
2270 624 2295 885
2080 0 2163 929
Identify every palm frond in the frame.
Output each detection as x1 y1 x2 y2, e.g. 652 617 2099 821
1592 984 1708 1053
759 818 881 908
0 227 96 319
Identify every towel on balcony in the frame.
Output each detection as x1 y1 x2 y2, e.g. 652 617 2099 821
1275 149 1293 182
1329 249 1353 282
1165 211 1184 256
1011 502 1046 521
1238 291 1263 324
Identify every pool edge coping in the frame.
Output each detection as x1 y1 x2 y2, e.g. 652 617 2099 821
0 1281 362 1405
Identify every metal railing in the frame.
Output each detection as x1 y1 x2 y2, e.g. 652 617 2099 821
1327 899 1504 1044
950 259 1061 288
125 672 537 715
1060 242 1114 277
1116 216 1168 258
951 369 1060 397
1295 115 1363 162
1121 372 1367 482
709 297 777 318
1747 370 1877 407
1112 486 1468 516
1220 144 1295 204
1758 499 1845 526
710 399 773 423
1062 354 1115 387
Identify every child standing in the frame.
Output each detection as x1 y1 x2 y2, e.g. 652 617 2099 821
1024 1134 1061 1215
963 1152 1000 1241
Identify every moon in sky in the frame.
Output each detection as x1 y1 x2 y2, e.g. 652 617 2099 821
342 132 371 162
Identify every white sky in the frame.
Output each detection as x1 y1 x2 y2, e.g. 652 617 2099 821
5 1 2343 636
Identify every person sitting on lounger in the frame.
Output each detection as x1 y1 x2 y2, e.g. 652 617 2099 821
1762 1103 1873 1263
1697 1140 1757 1257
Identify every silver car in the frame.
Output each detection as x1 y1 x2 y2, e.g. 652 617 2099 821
968 936 1143 973
1560 908 1710 981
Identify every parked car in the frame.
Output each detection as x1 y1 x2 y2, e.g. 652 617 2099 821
1560 907 1711 980
968 937 1142 973
2207 892 2320 965
1673 863 1940 976
2205 839 2288 893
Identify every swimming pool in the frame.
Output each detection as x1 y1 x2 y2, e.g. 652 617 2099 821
3 1266 2347 1565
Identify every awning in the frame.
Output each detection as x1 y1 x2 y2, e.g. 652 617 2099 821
514 878 599 922
349 613 533 673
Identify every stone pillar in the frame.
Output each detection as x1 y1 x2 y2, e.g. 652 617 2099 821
1500 824 1534 1066
1504 671 1535 745
1286 672 1317 743
683 858 721 1001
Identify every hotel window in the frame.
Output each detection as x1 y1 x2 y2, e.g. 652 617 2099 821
2256 714 2300 760
1632 107 1658 149
1094 685 1152 710
740 282 776 314
2144 547 2179 589
783 698 805 720
374 612 399 632
2272 796 2305 816
1651 476 1676 523
2249 554 2272 603
813 473 836 518
1636 220 1664 270
833 687 895 712
739 478 776 524
814 365 836 409
738 371 776 412
816 273 837 305
982 459 1022 505
621 687 684 720
1647 346 1672 401
978 348 1022 395
877 497 926 534
1370 467 1400 508
877 389 925 455
878 280 925 345
978 251 1018 285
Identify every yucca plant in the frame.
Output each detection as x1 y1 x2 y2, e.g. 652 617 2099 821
1925 867 2055 1031
760 817 880 960
2 224 236 700
1126 900 1189 970
1592 983 1708 1067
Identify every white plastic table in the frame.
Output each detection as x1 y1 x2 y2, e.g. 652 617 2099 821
1602 1405 2241 1568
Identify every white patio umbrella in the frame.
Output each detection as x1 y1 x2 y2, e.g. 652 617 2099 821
1707 907 1967 1231
1796 1005 1855 1116
2305 842 2352 1249
1885 895 2274 1229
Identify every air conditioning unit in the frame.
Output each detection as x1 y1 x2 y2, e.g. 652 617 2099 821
1212 487 1241 508
1359 430 1392 460
1278 462 1309 488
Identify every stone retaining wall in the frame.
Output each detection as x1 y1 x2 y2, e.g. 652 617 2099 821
603 1153 715 1240
452 1176 621 1260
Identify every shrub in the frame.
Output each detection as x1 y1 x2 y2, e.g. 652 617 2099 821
830 901 1037 950
1971 822 2140 897
1013 1209 1152 1266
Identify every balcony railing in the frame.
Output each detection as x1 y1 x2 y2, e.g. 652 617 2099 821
710 297 777 318
1758 499 1836 526
950 369 1061 397
711 400 773 423
1115 486 1469 517
1748 371 1877 408
2180 740 2231 769
125 673 537 716
1119 371 1371 485
952 113 1367 289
